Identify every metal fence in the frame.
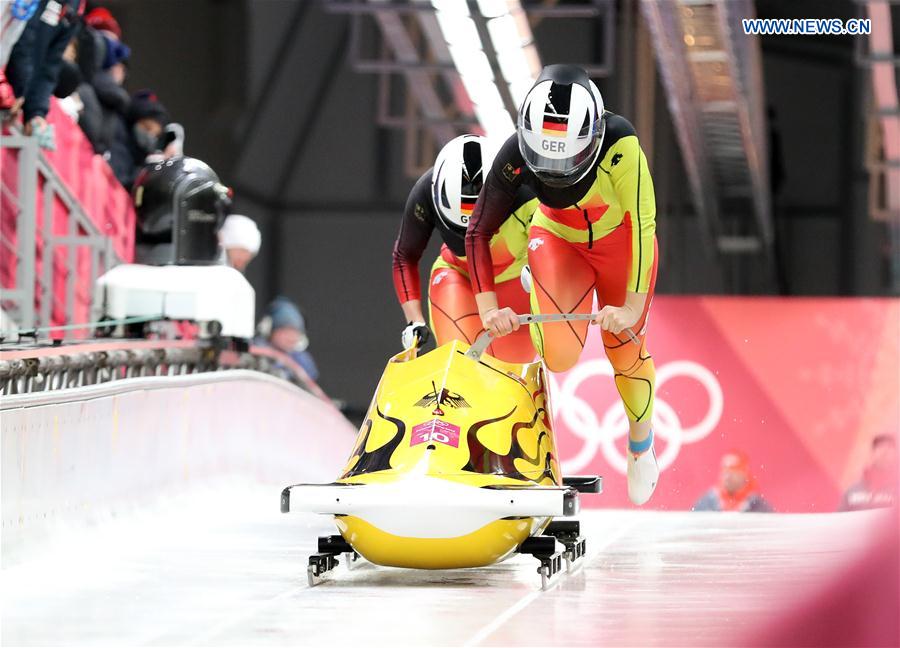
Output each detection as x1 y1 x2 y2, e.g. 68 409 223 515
0 131 122 331
0 339 327 400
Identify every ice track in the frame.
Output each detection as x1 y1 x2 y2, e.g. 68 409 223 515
2 479 889 647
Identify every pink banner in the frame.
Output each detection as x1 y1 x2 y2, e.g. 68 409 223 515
551 297 900 512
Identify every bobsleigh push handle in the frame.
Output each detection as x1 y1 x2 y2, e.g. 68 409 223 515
464 313 639 361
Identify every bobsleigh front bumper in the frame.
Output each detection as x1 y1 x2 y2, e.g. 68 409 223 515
281 479 579 523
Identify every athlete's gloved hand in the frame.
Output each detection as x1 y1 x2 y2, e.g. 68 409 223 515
481 307 520 337
593 304 639 335
401 321 431 350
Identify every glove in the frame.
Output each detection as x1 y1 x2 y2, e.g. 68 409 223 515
401 321 430 350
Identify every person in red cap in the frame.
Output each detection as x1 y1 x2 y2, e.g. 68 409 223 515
693 451 773 512
84 6 121 39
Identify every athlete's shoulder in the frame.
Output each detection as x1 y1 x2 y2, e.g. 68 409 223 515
491 133 528 185
495 132 524 164
597 112 642 173
604 112 637 142
405 167 436 222
599 112 637 158
411 167 434 198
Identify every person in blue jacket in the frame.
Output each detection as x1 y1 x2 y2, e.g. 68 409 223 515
256 297 319 383
6 0 85 147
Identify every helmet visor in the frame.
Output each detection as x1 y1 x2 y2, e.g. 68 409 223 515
517 116 604 180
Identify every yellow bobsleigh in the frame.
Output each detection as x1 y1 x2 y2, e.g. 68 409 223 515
281 314 601 587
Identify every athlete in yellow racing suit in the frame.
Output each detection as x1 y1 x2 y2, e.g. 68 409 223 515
465 65 660 504
393 135 539 363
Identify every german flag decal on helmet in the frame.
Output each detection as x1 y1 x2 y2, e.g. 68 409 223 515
541 85 571 137
542 112 568 137
432 134 496 230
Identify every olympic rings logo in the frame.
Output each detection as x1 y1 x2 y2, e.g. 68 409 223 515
548 360 724 475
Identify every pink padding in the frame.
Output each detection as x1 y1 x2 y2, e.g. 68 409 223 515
754 514 899 647
1 99 135 333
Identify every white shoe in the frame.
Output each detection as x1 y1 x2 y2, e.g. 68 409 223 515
627 431 659 505
520 265 532 293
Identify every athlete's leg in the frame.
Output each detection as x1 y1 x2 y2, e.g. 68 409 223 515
591 230 660 504
592 235 659 432
427 265 483 346
526 227 596 372
490 276 537 363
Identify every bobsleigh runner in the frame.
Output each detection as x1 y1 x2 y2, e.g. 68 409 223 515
281 314 602 589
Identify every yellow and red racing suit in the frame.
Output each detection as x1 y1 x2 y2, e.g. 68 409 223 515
393 168 539 362
466 112 659 423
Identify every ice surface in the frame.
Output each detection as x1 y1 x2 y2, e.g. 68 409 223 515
1 479 888 646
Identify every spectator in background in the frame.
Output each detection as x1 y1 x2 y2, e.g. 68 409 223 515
1 0 41 68
693 451 773 513
1 0 41 113
83 6 119 40
218 214 261 272
61 26 103 149
110 88 168 188
72 8 121 151
126 89 168 151
840 435 898 512
256 297 319 383
53 35 88 123
4 0 85 148
83 21 131 177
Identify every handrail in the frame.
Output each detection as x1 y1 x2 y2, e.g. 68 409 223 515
464 313 639 361
0 337 331 404
0 368 310 411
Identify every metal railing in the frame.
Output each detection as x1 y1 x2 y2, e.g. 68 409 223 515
0 338 329 401
0 131 123 332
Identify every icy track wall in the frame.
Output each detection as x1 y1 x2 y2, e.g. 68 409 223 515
1 370 357 561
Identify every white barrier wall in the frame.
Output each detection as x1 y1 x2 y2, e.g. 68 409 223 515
1 371 357 560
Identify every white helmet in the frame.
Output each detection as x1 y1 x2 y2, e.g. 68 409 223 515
431 134 495 231
517 64 606 187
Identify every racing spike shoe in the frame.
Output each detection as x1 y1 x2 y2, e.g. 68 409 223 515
627 429 659 505
520 265 533 294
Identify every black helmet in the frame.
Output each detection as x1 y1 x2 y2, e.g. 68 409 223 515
132 157 231 265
